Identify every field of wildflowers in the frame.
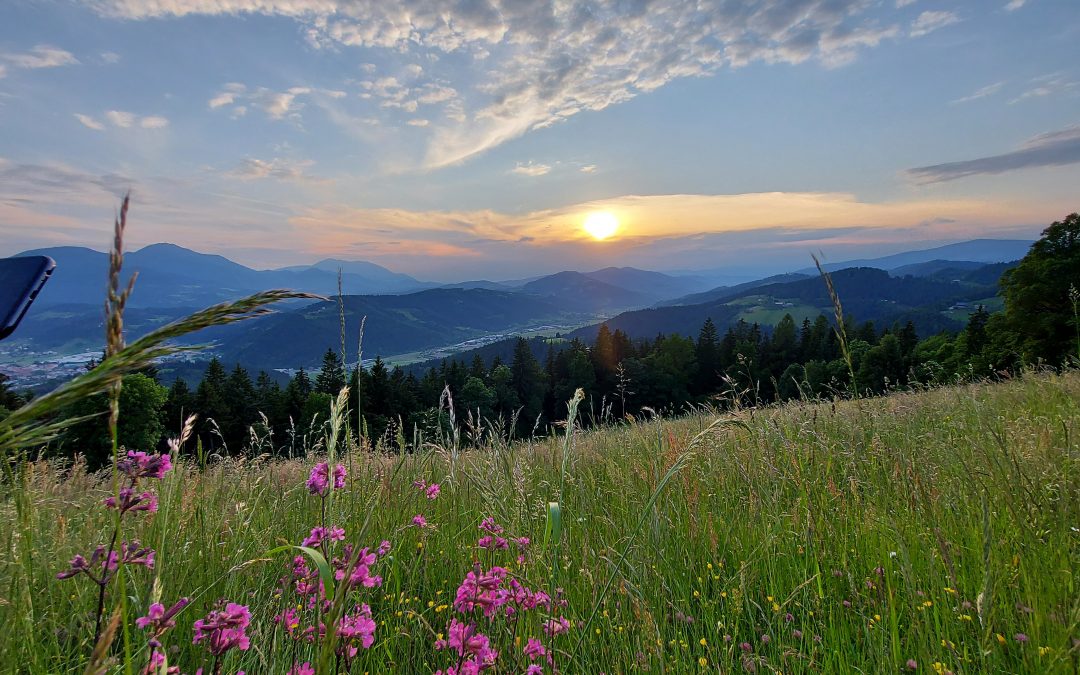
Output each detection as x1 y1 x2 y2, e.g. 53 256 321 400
1 368 1077 673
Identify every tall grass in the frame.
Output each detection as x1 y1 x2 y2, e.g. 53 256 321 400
1 370 1076 672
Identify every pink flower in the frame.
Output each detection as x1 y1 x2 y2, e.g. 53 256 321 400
526 666 543 675
453 566 509 617
542 616 571 637
426 483 441 499
477 536 509 550
117 451 172 479
377 540 392 555
288 664 315 675
136 598 189 633
302 526 345 548
104 488 158 514
479 517 503 534
523 638 546 660
335 547 383 588
437 619 498 671
192 603 251 656
338 604 377 650
412 514 428 528
307 462 346 496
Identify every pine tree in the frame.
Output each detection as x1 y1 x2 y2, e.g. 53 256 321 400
315 348 346 395
694 318 720 396
163 377 194 433
195 358 232 449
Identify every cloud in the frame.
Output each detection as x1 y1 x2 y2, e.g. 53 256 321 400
277 191 1061 278
74 113 105 130
228 157 317 181
0 44 79 69
140 116 169 128
895 0 917 6
906 124 1080 183
950 81 1004 105
208 83 244 108
208 82 340 121
1004 0 1027 10
580 165 597 174
87 0 915 168
910 10 960 37
75 110 169 130
406 118 430 127
511 162 551 177
1008 73 1079 104
100 51 121 64
0 64 6 79
105 110 135 128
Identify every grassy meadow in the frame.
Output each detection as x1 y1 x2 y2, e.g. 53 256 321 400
0 369 1077 673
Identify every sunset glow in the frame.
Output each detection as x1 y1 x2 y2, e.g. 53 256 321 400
583 212 619 240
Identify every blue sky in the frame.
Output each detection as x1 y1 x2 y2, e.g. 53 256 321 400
1 0 1078 281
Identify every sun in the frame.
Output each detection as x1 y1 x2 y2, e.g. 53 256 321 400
583 211 619 240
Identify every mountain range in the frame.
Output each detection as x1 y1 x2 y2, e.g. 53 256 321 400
2 238 1031 382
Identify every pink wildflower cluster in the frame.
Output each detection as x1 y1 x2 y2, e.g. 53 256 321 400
193 602 252 656
135 598 189 673
476 518 531 564
434 619 499 674
306 461 346 496
414 478 442 500
274 460 390 668
432 517 565 674
117 450 173 479
58 448 171 586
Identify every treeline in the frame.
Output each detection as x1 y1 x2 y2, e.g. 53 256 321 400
4 213 1077 466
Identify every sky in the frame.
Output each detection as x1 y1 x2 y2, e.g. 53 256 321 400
0 0 1078 281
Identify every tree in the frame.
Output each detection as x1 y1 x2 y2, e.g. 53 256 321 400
62 373 168 468
694 318 720 396
163 378 195 434
117 373 169 453
999 213 1080 364
194 358 232 449
459 376 496 423
509 337 545 435
315 348 346 395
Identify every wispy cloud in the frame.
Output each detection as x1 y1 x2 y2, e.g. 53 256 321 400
580 165 597 174
228 157 317 181
74 113 105 130
0 44 79 70
950 81 1004 105
105 110 135 128
208 82 345 121
907 124 1080 183
75 110 169 130
100 51 121 64
1004 0 1028 11
88 0 917 169
510 162 551 177
910 10 960 37
140 116 169 129
1008 72 1079 104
